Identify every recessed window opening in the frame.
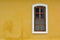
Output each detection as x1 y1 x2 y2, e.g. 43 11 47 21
32 4 48 34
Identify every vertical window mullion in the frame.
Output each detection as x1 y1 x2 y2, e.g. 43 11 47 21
39 8 41 31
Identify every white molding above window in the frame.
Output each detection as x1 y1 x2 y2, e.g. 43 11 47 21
32 4 48 34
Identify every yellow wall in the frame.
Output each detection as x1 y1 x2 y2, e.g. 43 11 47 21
0 0 60 40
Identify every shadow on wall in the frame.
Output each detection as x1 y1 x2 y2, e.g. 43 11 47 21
2 20 20 38
3 20 13 33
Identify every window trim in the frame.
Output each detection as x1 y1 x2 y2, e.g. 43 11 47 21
32 4 48 34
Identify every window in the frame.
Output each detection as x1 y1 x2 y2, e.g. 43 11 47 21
32 4 48 34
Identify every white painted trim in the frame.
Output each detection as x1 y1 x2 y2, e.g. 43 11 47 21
32 4 48 34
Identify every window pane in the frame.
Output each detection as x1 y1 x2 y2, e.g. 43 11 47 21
36 14 39 18
41 14 44 18
36 18 39 24
35 8 39 12
40 19 44 24
40 25 45 30
41 7 45 12
35 25 39 31
35 14 39 24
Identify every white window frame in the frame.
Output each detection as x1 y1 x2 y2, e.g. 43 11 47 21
32 4 48 34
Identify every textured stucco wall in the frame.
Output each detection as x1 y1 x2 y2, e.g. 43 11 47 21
0 0 60 40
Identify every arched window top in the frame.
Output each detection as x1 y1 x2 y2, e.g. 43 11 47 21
32 4 48 8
